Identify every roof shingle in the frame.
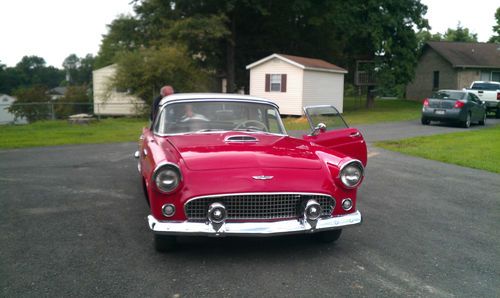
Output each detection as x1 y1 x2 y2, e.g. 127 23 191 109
427 41 500 68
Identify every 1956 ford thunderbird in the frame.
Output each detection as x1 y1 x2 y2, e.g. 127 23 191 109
135 93 367 251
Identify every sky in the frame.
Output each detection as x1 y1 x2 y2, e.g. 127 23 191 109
0 0 498 69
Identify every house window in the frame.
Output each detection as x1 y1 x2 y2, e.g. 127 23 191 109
480 71 491 81
265 74 287 92
492 71 500 82
433 71 439 90
270 74 281 91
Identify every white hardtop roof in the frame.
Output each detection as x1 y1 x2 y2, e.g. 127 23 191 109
159 93 279 108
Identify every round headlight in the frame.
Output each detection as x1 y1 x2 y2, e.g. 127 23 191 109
154 164 181 193
339 161 364 188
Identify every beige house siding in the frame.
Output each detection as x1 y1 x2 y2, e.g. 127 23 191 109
302 70 344 113
248 58 304 115
457 69 480 89
93 65 145 116
406 49 457 100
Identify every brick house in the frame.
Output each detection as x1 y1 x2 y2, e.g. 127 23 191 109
406 41 500 100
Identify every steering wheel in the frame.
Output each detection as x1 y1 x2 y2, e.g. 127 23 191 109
234 120 268 132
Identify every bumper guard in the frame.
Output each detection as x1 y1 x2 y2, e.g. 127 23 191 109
148 211 362 237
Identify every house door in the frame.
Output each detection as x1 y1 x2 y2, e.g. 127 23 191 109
302 105 367 166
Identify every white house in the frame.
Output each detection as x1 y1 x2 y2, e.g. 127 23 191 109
92 64 145 116
0 94 27 125
246 53 347 115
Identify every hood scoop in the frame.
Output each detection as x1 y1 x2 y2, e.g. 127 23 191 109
224 135 259 143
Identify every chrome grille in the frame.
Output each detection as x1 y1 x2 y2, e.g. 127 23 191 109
185 193 334 222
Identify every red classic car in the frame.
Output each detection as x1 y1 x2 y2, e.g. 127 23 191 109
135 93 367 251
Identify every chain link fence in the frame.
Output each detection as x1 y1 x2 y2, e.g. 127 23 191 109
0 102 148 124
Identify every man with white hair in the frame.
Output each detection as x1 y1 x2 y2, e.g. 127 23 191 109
150 85 174 121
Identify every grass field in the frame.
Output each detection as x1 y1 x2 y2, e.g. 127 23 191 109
0 97 422 149
282 97 422 130
0 118 147 149
376 125 500 174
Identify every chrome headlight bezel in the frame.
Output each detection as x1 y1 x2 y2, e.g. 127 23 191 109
339 160 364 189
152 162 182 193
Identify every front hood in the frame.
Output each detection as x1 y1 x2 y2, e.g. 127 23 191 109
165 132 322 171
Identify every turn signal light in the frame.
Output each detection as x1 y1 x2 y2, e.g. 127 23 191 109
423 98 429 107
453 100 465 109
496 92 500 100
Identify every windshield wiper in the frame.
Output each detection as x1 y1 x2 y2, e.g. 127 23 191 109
196 129 224 132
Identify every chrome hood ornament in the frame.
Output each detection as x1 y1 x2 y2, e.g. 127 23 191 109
252 175 274 180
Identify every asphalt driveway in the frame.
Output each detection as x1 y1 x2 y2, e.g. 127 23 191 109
1 121 499 297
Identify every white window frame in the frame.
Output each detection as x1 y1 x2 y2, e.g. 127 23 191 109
270 74 281 92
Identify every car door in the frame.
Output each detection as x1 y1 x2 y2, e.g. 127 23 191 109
467 93 481 121
302 105 367 166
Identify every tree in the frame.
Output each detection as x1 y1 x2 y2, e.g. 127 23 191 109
112 45 211 105
62 54 95 86
55 85 91 117
100 0 429 106
0 56 64 95
442 23 478 42
488 7 500 43
94 15 145 68
9 85 51 122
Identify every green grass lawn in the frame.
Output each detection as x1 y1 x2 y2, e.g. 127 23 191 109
282 97 422 131
0 118 148 149
0 97 422 149
376 125 500 174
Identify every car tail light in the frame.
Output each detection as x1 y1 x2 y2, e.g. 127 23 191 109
423 98 429 107
497 92 500 100
454 100 465 109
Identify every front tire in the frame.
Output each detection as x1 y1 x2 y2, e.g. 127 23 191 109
479 112 486 126
315 229 342 243
496 108 500 119
154 234 176 252
421 117 430 125
462 112 471 128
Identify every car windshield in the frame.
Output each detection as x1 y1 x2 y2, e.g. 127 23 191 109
470 83 500 91
432 91 465 100
155 101 286 135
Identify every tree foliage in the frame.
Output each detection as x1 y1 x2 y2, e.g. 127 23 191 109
442 23 478 42
54 85 91 117
97 0 429 106
8 85 51 122
113 45 211 104
0 56 64 95
62 54 95 86
489 7 500 43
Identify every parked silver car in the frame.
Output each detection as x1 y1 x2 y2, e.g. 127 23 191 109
421 90 486 128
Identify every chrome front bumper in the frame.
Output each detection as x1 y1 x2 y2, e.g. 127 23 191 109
147 211 362 237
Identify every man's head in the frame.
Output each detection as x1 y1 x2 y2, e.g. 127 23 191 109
160 85 174 97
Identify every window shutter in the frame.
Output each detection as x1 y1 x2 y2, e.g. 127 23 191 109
281 74 287 92
265 74 270 92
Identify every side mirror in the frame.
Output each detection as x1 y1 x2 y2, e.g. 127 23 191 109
310 123 326 136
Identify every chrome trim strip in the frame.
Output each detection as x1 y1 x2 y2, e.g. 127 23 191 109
153 98 287 136
224 135 259 142
154 131 287 137
252 175 274 180
148 210 362 236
